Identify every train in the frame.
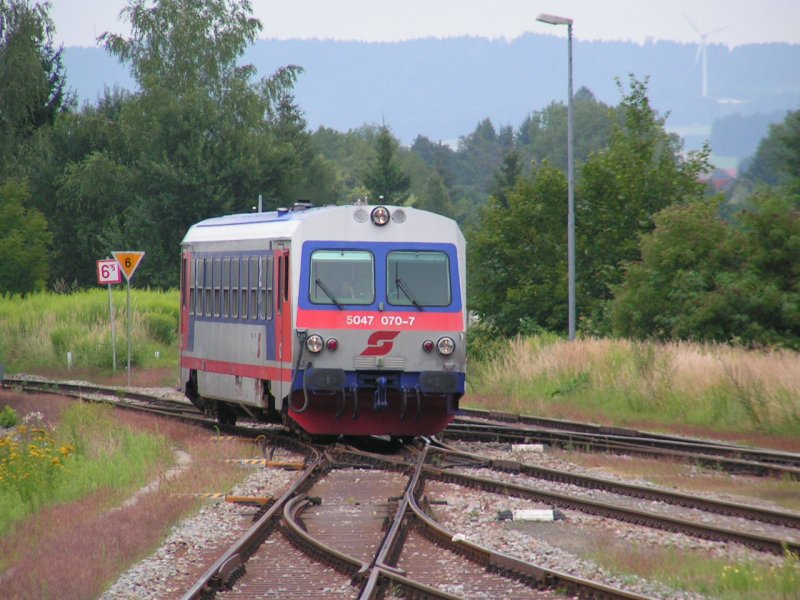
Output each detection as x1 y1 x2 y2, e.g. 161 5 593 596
179 201 466 437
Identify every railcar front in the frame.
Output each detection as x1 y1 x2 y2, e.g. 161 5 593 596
289 204 466 436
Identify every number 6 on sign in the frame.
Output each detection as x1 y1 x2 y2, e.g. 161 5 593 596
96 259 122 285
112 251 146 281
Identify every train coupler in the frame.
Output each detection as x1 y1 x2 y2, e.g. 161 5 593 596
373 376 389 410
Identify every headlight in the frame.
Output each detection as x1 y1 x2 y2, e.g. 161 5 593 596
306 334 324 353
371 206 390 226
437 336 455 355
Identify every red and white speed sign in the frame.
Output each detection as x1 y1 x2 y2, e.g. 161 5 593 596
97 258 122 285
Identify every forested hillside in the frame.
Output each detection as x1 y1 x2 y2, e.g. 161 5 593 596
1 0 798 350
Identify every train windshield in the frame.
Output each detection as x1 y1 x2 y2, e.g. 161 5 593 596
387 251 451 307
310 250 374 305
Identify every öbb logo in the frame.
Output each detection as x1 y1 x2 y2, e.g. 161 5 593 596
360 331 400 356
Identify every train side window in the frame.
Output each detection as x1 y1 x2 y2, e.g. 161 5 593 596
222 258 230 318
266 256 274 320
248 257 257 319
231 258 239 319
188 258 195 316
213 258 221 318
196 258 205 316
204 259 213 317
259 257 267 320
241 257 249 319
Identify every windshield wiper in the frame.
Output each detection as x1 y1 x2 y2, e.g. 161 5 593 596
315 278 344 310
395 277 424 311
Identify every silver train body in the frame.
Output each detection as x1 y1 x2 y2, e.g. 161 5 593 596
179 203 466 436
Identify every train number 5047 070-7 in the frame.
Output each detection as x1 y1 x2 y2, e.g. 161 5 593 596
344 314 417 327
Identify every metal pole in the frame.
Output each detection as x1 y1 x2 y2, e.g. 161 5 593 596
126 278 131 387
567 22 576 341
537 13 576 340
108 283 117 372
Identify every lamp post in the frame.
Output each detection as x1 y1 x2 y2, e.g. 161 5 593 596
536 13 575 341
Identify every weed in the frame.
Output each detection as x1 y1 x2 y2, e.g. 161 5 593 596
0 405 18 428
0 414 75 509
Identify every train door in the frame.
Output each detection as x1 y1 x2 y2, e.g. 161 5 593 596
274 246 292 402
179 253 191 353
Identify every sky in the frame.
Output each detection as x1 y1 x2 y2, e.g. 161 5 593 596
50 0 800 49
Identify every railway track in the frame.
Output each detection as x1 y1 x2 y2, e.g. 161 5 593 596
429 443 800 530
1 375 205 422
4 376 798 597
180 440 800 598
447 412 800 477
187 443 656 599
7 374 798 477
423 453 800 556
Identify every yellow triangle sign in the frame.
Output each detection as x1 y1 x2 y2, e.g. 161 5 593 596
112 251 146 280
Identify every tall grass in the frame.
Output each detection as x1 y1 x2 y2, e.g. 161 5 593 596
0 402 172 538
584 541 799 600
468 335 800 436
0 288 179 372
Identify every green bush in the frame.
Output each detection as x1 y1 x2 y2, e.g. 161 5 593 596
143 312 177 345
467 321 506 363
50 324 82 358
0 406 18 428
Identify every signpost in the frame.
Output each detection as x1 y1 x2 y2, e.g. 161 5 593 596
96 259 122 372
112 251 146 387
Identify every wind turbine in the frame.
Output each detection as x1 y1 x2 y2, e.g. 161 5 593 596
685 15 729 97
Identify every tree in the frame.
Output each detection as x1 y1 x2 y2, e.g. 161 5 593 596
741 109 800 196
0 0 72 172
362 126 410 204
469 162 568 335
416 170 456 219
53 151 134 284
577 76 711 331
100 0 261 99
609 197 735 341
488 148 523 209
411 135 458 190
610 191 800 349
454 118 503 192
517 87 612 173
0 179 51 293
91 0 314 287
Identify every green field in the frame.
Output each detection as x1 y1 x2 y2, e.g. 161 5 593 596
0 289 179 374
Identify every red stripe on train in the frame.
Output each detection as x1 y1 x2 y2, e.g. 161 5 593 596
296 309 463 331
181 356 293 382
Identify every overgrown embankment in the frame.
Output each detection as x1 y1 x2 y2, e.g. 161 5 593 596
468 333 800 440
0 289 179 375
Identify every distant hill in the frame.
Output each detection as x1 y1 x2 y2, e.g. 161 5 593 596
63 34 800 162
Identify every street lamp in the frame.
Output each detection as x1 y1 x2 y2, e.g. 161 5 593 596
536 13 576 341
